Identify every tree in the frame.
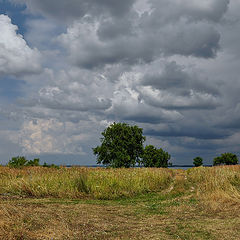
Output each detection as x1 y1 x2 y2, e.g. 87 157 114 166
8 156 28 168
93 122 146 168
193 157 203 167
213 153 238 166
142 145 171 168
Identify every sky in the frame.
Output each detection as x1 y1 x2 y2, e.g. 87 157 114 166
0 0 240 165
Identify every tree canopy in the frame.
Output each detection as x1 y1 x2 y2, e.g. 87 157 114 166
193 157 203 167
213 153 238 166
93 122 146 168
142 145 171 168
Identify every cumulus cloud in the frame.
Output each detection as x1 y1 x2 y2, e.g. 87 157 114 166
19 119 88 155
0 14 41 76
58 14 221 68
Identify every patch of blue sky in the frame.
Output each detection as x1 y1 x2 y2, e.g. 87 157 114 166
0 76 26 102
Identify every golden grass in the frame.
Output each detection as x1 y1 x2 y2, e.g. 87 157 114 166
187 165 240 210
0 195 239 240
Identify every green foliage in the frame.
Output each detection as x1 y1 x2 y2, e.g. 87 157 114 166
42 162 60 169
7 157 59 169
93 122 146 168
193 157 203 167
26 158 40 167
8 156 40 168
142 145 171 168
8 156 28 168
213 153 238 166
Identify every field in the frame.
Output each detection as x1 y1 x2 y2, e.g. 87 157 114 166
0 166 240 239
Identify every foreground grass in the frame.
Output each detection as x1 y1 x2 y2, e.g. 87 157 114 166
0 166 240 239
0 167 173 199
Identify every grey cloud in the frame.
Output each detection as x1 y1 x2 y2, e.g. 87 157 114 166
35 86 112 112
142 62 189 90
39 95 112 112
97 16 136 41
12 0 136 22
148 0 229 24
158 21 220 58
145 125 230 140
138 61 221 110
59 11 222 69
108 102 182 124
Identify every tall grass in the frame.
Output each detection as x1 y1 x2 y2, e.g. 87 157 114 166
1 165 240 203
0 167 173 199
187 165 240 206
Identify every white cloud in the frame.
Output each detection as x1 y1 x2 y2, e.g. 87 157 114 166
19 119 88 155
0 15 41 77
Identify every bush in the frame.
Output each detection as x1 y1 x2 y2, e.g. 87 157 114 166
193 157 203 167
142 145 171 168
213 153 238 166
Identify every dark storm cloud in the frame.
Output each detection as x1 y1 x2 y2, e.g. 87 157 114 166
145 126 230 140
141 61 220 96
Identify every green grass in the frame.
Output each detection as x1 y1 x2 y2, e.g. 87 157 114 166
0 166 173 199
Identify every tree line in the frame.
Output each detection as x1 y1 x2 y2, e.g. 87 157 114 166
5 122 239 168
93 122 239 168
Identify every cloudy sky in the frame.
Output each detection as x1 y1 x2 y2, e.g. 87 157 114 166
0 0 239 165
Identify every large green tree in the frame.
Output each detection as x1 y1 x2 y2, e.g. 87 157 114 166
93 122 146 168
142 145 171 168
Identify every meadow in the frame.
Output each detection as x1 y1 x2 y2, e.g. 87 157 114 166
0 166 240 239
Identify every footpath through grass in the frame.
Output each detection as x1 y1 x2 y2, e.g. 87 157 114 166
0 166 240 239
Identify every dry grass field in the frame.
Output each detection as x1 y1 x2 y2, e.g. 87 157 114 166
0 166 240 239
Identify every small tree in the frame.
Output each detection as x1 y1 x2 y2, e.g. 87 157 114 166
8 156 28 168
213 153 238 166
142 145 171 168
93 122 146 168
26 158 40 167
193 157 203 167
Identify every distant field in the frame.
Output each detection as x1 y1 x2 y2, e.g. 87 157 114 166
0 166 240 239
